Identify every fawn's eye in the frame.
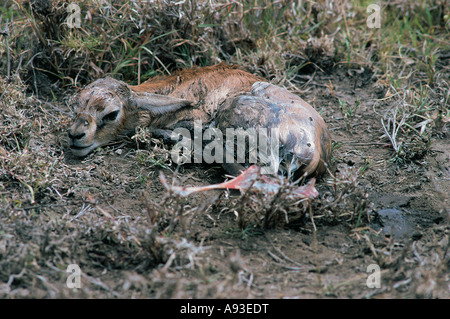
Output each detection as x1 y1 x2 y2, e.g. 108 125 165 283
102 110 119 122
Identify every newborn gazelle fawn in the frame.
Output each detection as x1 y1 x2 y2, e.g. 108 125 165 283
68 63 331 178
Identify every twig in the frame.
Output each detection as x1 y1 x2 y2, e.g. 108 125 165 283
0 17 11 80
267 247 304 269
7 268 26 286
341 141 392 147
380 88 408 154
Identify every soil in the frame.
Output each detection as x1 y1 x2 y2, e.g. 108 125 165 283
1 65 449 299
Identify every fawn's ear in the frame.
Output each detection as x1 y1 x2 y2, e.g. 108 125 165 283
133 93 192 114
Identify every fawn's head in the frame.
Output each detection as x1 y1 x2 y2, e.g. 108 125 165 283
68 77 192 157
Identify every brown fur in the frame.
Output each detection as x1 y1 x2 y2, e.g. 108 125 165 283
131 62 264 127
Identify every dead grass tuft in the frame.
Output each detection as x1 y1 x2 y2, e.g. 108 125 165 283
220 181 313 230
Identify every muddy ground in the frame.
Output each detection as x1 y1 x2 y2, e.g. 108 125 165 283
1 63 449 299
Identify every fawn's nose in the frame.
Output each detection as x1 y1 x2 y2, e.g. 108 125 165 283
68 131 86 140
